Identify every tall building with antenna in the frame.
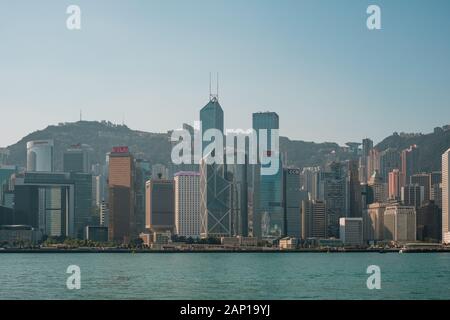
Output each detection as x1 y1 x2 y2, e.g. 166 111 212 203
200 73 224 154
199 73 231 238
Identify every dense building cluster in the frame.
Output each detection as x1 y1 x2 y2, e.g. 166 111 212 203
0 96 449 249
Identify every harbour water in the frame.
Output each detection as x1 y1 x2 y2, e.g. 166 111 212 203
0 252 449 300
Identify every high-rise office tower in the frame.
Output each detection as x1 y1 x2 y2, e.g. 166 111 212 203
363 202 386 242
200 155 231 238
14 172 91 238
368 170 387 204
347 160 362 218
134 159 150 234
301 199 327 239
431 183 443 209
300 167 320 199
417 201 441 242
430 171 442 208
200 96 224 154
401 184 424 209
0 165 16 207
283 168 308 238
26 140 54 172
362 138 373 159
247 163 261 239
174 171 200 238
146 178 175 232
63 144 91 173
410 173 431 203
339 217 364 246
108 146 134 243
384 204 416 242
430 171 442 186
380 148 401 182
401 145 419 186
71 172 93 238
388 169 402 200
92 175 101 208
320 162 347 237
442 149 450 244
253 112 283 238
366 148 381 181
198 94 231 238
359 138 373 183
227 151 250 237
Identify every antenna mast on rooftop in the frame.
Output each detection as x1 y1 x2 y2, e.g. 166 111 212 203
209 72 219 102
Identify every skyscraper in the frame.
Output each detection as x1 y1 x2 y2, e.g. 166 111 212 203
401 184 424 209
14 172 91 238
339 217 364 246
0 165 16 207
384 204 416 242
379 148 401 182
200 156 231 238
134 159 150 234
300 167 321 199
145 178 175 232
174 171 200 238
199 95 230 239
359 138 373 184
388 169 401 200
417 201 441 242
200 96 224 154
108 146 134 243
227 153 249 237
283 168 308 238
366 148 381 180
71 172 93 238
401 145 419 186
442 149 450 244
247 163 261 239
320 162 347 237
347 160 362 218
302 199 327 239
26 140 54 172
411 173 431 203
63 144 91 173
253 112 283 238
368 170 387 204
363 202 386 242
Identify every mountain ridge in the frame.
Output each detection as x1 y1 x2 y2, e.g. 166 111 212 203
5 121 450 172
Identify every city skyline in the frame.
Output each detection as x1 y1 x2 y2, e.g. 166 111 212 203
2 0 450 147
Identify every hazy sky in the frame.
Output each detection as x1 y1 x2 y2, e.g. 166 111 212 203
1 0 450 147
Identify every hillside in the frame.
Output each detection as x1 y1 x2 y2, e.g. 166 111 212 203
5 121 450 172
7 121 171 171
375 127 450 172
6 121 346 170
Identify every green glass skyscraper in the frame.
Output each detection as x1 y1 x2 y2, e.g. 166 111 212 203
200 96 224 154
199 96 230 238
252 112 283 238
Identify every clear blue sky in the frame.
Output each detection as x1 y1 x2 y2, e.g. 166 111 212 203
1 0 449 147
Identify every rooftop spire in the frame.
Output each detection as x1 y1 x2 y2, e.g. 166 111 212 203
209 72 219 102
